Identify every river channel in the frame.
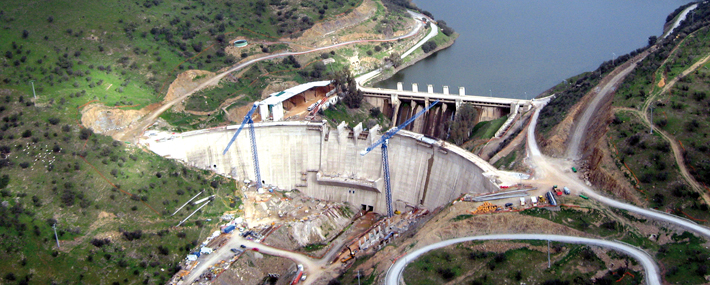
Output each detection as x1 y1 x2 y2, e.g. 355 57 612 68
375 0 695 99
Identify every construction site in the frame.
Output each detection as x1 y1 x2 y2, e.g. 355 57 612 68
146 89 566 285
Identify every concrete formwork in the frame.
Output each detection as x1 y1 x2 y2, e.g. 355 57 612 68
144 121 498 214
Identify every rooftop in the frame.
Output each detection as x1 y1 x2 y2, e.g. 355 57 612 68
260 80 332 106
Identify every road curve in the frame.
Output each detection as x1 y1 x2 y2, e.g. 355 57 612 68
385 234 661 285
116 11 428 142
526 80 710 238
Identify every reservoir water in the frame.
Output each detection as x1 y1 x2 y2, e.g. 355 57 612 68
376 0 696 99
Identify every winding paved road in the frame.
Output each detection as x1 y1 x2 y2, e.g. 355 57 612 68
385 234 661 285
527 91 710 238
116 11 430 142
526 67 710 238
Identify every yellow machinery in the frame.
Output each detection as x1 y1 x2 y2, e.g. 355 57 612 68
472 202 498 214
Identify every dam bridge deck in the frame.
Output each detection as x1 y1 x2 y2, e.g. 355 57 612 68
359 85 530 109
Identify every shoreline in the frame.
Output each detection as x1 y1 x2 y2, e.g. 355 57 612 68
363 32 459 87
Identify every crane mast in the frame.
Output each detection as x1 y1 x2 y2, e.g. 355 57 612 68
361 100 440 217
223 102 263 190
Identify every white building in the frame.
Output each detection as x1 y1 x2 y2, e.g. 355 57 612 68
259 81 334 122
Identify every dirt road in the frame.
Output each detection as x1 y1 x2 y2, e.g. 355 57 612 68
526 80 710 238
565 57 643 159
628 54 710 204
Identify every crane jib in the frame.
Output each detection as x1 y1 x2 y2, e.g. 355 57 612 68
222 103 260 155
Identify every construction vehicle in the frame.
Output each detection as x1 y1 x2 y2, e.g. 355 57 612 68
538 195 545 204
341 246 356 263
291 264 304 284
223 103 263 190
361 100 440 217
546 191 558 206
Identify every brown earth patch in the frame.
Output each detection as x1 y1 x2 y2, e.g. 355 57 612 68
163 69 217 109
300 0 377 44
80 103 148 134
261 80 300 99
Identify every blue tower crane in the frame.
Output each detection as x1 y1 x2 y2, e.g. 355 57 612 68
223 102 262 190
360 100 439 217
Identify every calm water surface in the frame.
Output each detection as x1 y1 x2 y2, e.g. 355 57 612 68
376 0 695 98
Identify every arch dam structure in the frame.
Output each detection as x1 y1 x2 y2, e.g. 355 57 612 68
144 121 502 214
360 83 531 138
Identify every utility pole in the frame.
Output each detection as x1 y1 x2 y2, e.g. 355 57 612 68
53 223 60 248
29 80 37 100
357 270 361 285
547 240 551 268
524 91 528 101
612 52 617 65
489 89 492 97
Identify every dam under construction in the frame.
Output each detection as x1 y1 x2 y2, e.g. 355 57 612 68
143 120 513 214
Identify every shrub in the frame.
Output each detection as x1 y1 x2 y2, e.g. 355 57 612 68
157 245 169 255
122 230 143 241
370 107 381 117
90 238 111 247
421 41 438 53
21 130 32 138
79 128 92 140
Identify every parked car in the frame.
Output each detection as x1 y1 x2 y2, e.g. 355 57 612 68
504 203 513 208
230 248 238 253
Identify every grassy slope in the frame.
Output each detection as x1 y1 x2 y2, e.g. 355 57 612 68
0 0 364 283
0 89 239 284
610 13 710 222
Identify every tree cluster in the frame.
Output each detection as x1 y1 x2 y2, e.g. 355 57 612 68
331 68 363 109
421 41 438 53
437 20 455 36
448 104 479 145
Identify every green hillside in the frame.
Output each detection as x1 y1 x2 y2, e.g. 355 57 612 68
0 0 363 283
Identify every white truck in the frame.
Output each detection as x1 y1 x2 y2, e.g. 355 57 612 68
519 197 526 206
530 196 538 206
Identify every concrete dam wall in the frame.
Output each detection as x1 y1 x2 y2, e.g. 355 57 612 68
145 121 499 214
365 97 512 139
